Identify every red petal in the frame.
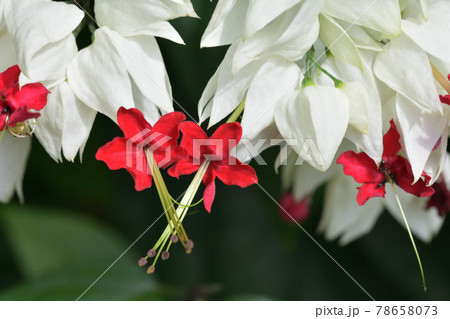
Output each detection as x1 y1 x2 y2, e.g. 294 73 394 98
153 145 188 169
117 107 152 141
208 122 242 159
336 151 382 183
96 137 152 191
150 112 185 150
213 157 258 187
390 156 434 197
202 168 216 213
7 105 41 126
10 83 49 111
0 65 20 94
440 95 450 105
356 183 386 205
167 159 200 178
179 121 208 158
279 193 311 224
382 119 401 159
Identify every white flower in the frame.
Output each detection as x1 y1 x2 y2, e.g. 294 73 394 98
68 0 197 125
275 85 349 171
199 0 323 147
3 0 94 162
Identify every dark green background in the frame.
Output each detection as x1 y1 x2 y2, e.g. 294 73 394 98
0 1 449 301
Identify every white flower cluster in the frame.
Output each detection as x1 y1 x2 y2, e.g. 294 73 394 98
0 0 196 202
199 0 450 243
1 0 450 245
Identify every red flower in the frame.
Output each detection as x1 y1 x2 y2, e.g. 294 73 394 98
279 192 311 224
96 107 186 191
168 121 258 212
337 120 434 205
0 65 49 131
440 95 450 105
426 177 450 216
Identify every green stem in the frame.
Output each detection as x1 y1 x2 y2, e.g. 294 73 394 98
227 97 246 123
307 50 343 87
170 195 203 208
390 184 427 292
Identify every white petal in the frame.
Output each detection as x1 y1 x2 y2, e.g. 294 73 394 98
243 0 302 38
5 0 83 80
338 21 383 52
131 78 162 126
423 107 450 185
106 30 173 112
60 82 97 162
161 0 198 18
339 82 369 133
0 134 31 203
232 0 323 72
319 174 384 245
275 86 349 171
322 0 401 38
395 93 446 182
201 0 248 48
128 21 184 44
208 44 264 127
95 0 194 36
34 85 64 162
402 1 450 63
318 54 383 162
0 28 17 71
318 14 363 70
292 161 339 201
198 67 219 125
241 56 302 139
374 34 442 113
385 188 444 243
67 28 135 122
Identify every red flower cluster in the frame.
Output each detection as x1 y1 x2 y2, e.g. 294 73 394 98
0 65 49 131
337 120 434 205
278 192 311 224
97 107 258 212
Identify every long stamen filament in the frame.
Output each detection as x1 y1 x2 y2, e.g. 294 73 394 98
390 183 427 292
430 62 450 95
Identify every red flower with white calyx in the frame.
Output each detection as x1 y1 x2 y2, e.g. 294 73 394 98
96 107 193 274
0 65 49 138
337 119 435 291
168 121 258 212
336 120 434 206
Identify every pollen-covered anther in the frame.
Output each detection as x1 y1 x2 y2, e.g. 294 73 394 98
185 239 194 254
170 235 179 243
147 249 156 258
147 265 155 275
161 251 170 260
138 258 148 267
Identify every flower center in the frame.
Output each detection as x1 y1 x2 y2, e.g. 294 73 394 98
377 159 397 188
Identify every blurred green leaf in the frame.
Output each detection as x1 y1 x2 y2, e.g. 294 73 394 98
0 205 160 300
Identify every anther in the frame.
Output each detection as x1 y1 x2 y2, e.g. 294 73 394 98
161 251 170 260
379 159 386 173
138 258 148 267
147 265 155 274
147 249 156 258
170 235 179 243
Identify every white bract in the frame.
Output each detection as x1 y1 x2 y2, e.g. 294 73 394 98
68 0 197 125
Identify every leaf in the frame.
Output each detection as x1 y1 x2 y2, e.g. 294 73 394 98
0 205 160 300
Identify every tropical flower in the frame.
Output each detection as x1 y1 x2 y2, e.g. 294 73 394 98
337 120 434 206
169 121 258 212
2 0 93 162
0 65 49 132
96 107 185 191
0 65 48 203
278 192 311 224
68 0 197 125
